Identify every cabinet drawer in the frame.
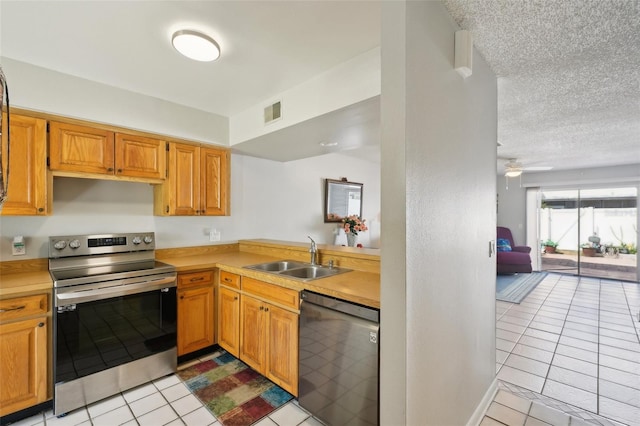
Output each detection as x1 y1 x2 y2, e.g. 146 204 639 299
178 270 214 289
219 271 241 289
242 277 299 310
0 294 48 322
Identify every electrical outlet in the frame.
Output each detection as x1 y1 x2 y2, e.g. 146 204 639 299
209 229 221 242
12 236 26 256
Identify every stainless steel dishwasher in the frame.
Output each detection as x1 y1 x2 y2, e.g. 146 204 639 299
299 290 380 426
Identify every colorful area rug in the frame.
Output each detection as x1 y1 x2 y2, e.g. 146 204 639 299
496 271 548 303
177 351 293 426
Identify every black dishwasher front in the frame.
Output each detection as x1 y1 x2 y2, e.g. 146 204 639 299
299 290 380 426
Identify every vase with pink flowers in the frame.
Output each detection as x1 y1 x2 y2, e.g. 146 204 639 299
341 215 368 247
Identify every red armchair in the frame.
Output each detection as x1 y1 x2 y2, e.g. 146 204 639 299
497 226 532 275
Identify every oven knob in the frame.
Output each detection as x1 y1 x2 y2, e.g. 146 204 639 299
132 236 142 245
69 239 81 249
53 240 67 250
143 236 153 244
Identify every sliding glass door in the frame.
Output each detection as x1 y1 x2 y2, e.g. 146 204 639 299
539 187 638 281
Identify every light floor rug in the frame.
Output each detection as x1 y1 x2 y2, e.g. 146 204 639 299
177 351 293 426
496 271 548 303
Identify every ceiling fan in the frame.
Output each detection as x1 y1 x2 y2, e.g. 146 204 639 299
502 158 552 177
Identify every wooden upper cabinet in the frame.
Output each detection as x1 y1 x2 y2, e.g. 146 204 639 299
154 142 229 216
49 122 115 174
173 143 199 216
49 121 165 182
1 114 50 215
114 134 165 180
200 147 229 216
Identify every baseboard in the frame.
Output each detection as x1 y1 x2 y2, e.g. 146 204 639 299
466 377 498 426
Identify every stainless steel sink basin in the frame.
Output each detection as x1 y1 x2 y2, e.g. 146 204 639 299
244 260 308 272
243 260 351 281
279 266 341 280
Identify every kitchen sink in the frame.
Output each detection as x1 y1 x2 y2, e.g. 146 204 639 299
279 266 341 280
244 260 308 272
243 261 351 281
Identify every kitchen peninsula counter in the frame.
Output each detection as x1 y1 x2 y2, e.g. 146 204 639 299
158 239 381 309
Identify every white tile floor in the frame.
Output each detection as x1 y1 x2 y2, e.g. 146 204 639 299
485 273 640 426
7 351 323 426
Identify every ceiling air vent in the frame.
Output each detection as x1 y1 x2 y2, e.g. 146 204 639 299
264 101 281 124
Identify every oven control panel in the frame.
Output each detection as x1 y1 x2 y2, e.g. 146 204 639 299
49 232 156 258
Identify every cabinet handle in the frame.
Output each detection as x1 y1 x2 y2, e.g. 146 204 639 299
38 322 45 328
166 206 169 213
190 277 205 282
117 169 123 173
107 167 114 172
224 278 232 282
264 307 269 312
38 207 44 212
0 305 25 313
180 295 184 300
234 296 238 300
259 306 264 311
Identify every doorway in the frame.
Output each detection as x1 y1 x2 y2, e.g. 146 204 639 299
539 186 638 281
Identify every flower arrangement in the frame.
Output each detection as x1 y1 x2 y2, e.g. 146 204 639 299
342 215 368 235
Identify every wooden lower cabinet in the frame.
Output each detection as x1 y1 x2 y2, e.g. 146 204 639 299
239 295 266 372
240 294 298 395
264 304 298 394
177 271 215 356
218 286 240 357
0 295 49 417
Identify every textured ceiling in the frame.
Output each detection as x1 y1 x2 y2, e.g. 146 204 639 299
444 0 640 173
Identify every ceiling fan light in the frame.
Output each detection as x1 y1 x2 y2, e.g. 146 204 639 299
172 30 220 62
505 169 522 178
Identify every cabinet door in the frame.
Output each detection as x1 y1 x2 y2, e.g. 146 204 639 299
1 114 48 215
265 305 298 395
177 286 214 356
114 134 166 180
218 287 240 357
200 147 229 216
0 317 47 416
49 122 115 174
172 143 200 215
240 295 266 373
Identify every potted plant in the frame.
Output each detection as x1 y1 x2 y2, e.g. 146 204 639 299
542 240 558 253
581 243 597 257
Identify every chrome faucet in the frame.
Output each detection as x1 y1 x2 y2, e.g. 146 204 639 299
307 236 317 265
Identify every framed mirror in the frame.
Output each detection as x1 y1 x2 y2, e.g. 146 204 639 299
324 178 363 223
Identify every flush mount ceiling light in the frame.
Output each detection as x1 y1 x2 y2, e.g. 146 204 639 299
171 30 220 62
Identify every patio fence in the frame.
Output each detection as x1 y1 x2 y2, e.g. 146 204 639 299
539 207 637 251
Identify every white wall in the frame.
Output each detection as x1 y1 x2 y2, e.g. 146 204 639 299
497 177 527 243
381 2 497 425
229 47 380 145
0 58 229 145
0 152 380 259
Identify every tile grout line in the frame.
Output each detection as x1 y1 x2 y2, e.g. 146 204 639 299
499 275 566 380
540 275 581 398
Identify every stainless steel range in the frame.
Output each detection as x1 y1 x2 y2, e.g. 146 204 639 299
49 232 177 415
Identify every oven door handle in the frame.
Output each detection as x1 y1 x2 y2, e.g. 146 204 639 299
56 276 176 306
